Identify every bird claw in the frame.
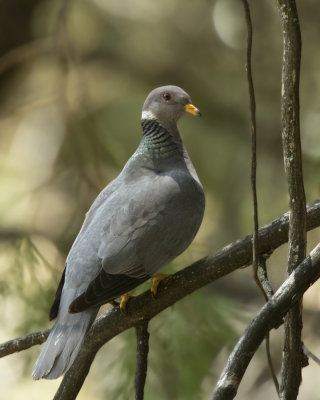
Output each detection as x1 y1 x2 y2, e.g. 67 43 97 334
151 274 168 298
120 293 131 313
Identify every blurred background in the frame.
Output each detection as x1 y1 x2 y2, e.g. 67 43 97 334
0 0 320 399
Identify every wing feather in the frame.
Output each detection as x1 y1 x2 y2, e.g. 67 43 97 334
68 269 149 313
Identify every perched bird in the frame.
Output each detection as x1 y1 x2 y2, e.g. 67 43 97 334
32 85 205 380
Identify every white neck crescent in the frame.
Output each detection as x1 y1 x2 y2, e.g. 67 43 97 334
141 110 157 120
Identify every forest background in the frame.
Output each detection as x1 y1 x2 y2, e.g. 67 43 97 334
0 0 320 399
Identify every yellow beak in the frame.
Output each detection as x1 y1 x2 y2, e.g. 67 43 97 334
184 103 201 117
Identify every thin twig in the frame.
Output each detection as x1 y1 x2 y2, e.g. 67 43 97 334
239 0 261 295
259 256 280 395
135 321 150 400
265 333 280 395
211 243 320 400
303 345 320 367
257 256 275 300
240 0 279 393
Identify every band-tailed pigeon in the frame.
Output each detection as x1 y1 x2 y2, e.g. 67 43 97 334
32 85 205 379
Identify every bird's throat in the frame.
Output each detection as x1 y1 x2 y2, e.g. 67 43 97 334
140 118 182 159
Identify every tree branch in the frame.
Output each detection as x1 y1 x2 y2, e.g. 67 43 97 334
134 321 150 400
1 202 319 398
211 243 320 400
275 1 307 398
0 330 50 358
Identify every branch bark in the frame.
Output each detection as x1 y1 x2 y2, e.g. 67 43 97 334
0 330 50 358
275 1 307 398
211 243 320 400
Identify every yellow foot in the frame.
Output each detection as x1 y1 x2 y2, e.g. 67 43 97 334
120 293 131 312
151 274 168 298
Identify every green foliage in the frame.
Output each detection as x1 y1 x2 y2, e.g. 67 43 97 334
0 238 59 333
145 291 239 400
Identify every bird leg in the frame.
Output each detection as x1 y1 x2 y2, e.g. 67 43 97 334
151 274 168 297
120 293 131 312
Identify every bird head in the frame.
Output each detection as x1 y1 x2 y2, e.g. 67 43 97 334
142 85 201 128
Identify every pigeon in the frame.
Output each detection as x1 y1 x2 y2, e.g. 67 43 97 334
32 85 205 380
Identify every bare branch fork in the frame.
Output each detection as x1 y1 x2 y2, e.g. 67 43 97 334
211 243 320 400
1 202 320 399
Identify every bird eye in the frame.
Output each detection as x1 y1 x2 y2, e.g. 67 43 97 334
162 92 171 101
